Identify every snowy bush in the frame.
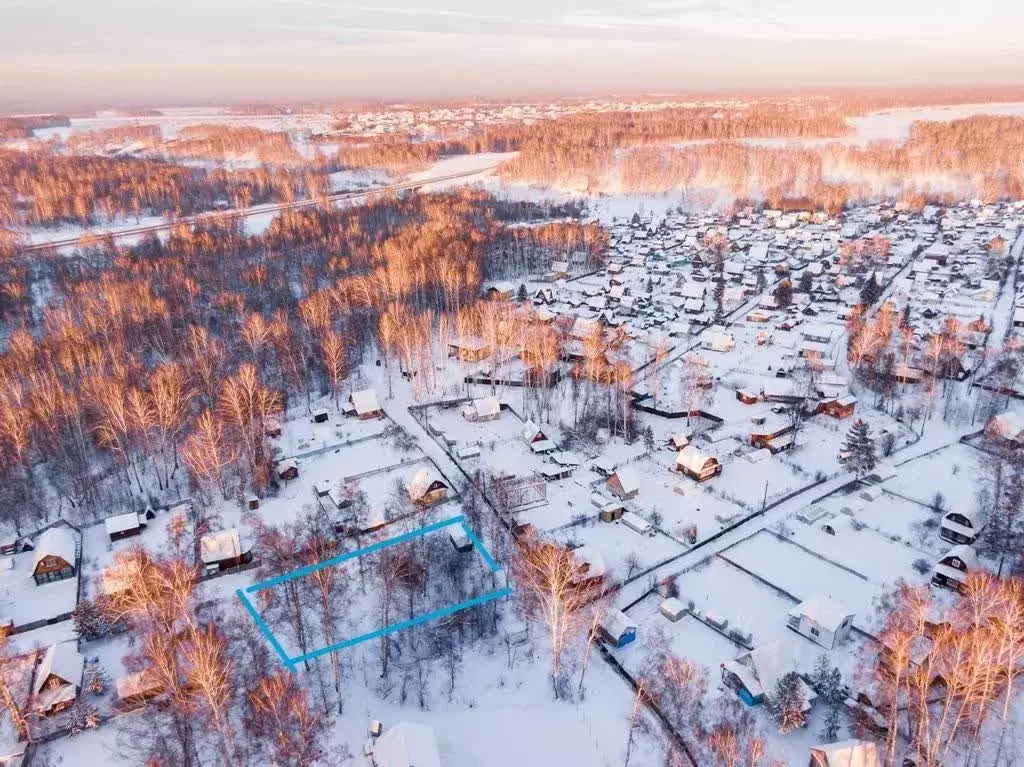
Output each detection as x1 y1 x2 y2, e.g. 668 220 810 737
912 558 931 574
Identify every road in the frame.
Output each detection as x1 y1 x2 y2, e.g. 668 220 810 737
19 166 499 253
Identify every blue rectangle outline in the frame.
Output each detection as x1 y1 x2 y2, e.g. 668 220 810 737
237 515 510 668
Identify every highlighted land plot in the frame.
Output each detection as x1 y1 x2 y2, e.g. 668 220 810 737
237 516 511 670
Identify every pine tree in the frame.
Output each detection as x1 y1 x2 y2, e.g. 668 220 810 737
642 425 655 454
72 599 109 642
85 664 110 696
516 283 528 303
811 655 844 742
859 273 882 305
764 671 807 734
841 419 876 480
821 703 842 742
713 278 726 321
799 270 814 293
756 269 767 293
773 279 793 308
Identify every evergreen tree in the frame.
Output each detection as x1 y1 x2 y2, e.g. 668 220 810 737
821 704 842 742
798 270 814 293
72 598 109 642
811 655 844 742
764 671 807 734
642 424 655 454
516 283 528 303
841 419 876 480
756 269 767 293
773 279 793 308
85 664 110 696
713 278 726 321
859 272 882 305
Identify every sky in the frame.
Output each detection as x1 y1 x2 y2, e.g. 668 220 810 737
2 0 1024 111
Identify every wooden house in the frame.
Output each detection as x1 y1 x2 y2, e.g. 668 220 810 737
32 642 83 716
749 416 794 453
985 411 1024 446
348 389 384 420
721 640 816 709
447 338 490 362
31 527 77 585
606 467 640 501
667 433 690 450
931 545 978 593
372 721 441 767
702 331 735 353
460 396 501 422
736 389 759 405
522 422 556 453
570 546 606 585
820 395 857 420
786 597 855 650
407 468 448 507
484 281 515 301
808 739 881 767
892 364 925 384
199 529 253 573
116 669 163 708
675 446 722 482
277 459 299 481
940 509 986 546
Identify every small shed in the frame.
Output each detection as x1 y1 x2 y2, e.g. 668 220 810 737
668 433 691 450
599 610 637 648
736 389 759 405
104 512 144 543
449 528 473 553
312 408 329 424
659 598 688 622
620 511 652 535
786 597 855 650
456 445 481 460
606 468 640 500
598 502 626 523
